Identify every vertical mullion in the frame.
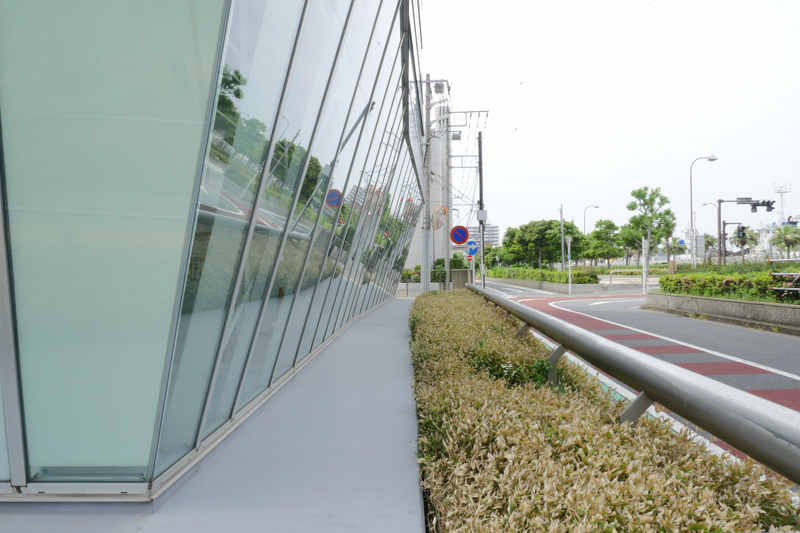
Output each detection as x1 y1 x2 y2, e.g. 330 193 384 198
290 3 401 369
319 62 403 340
359 159 412 311
145 0 235 482
240 0 359 397
343 132 409 319
192 0 324 449
273 0 387 372
305 46 402 352
367 168 416 308
332 103 404 330
0 109 27 488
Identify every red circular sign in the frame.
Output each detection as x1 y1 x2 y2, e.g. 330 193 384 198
467 255 473 261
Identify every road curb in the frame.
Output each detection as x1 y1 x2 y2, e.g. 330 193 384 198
643 292 800 337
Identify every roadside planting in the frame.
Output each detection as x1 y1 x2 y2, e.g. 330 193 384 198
410 289 799 532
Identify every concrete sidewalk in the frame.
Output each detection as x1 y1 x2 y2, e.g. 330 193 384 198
0 299 424 533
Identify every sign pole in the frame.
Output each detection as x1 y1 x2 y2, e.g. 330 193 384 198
478 132 485 289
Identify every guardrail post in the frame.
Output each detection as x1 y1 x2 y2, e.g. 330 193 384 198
547 344 567 385
515 324 531 338
618 391 654 425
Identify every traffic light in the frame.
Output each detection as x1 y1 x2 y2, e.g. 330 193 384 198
737 225 746 239
751 200 776 212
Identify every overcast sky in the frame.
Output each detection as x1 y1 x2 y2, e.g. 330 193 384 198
419 0 800 244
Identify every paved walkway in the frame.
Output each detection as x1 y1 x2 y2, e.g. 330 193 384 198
0 299 424 533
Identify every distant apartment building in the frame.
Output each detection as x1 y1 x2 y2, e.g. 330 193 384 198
467 225 500 247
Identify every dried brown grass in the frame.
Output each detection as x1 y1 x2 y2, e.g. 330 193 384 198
410 290 799 532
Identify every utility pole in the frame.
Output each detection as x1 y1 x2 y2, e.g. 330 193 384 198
478 131 486 289
560 205 565 271
421 74 432 293
443 109 452 290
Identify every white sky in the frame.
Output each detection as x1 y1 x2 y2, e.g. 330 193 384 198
418 0 800 244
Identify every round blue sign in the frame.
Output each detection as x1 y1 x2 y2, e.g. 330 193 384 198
466 240 479 256
678 239 685 244
450 226 469 244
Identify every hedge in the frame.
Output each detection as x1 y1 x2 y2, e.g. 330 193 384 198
410 290 798 532
487 267 598 284
659 272 800 304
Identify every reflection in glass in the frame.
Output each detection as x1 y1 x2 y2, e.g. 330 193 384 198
323 84 404 341
234 0 352 411
153 0 304 477
272 1 384 377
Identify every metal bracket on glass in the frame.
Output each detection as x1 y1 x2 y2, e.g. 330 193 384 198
547 344 566 385
618 391 654 425
515 324 530 339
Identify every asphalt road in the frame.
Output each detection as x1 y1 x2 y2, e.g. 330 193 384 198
483 280 800 413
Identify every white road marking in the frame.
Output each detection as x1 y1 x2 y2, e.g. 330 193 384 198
514 298 545 302
588 298 647 306
548 301 800 382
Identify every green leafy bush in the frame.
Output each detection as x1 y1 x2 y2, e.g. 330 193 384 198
487 267 598 284
659 272 800 304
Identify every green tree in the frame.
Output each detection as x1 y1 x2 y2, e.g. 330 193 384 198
728 226 759 257
618 224 642 266
770 225 800 257
667 237 687 262
216 65 247 143
703 233 718 262
587 219 623 269
626 187 676 280
501 227 526 264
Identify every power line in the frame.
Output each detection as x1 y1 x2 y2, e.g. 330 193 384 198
489 0 656 157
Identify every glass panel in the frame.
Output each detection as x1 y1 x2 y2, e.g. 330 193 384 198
273 0 392 374
296 1 399 360
332 104 406 332
0 375 8 481
308 52 403 353
348 152 411 320
153 0 305 476
0 0 225 482
323 78 404 341
203 0 364 433
233 0 352 412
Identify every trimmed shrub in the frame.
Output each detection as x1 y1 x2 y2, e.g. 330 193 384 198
487 267 598 284
659 272 800 304
410 290 799 532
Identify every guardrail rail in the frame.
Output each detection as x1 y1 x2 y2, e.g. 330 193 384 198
467 283 800 485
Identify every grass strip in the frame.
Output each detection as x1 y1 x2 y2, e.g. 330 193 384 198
410 289 799 532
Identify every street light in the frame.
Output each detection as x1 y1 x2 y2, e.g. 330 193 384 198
689 154 718 268
565 235 573 295
583 204 599 234
702 202 720 264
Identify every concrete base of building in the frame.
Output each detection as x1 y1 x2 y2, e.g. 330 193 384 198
643 292 800 337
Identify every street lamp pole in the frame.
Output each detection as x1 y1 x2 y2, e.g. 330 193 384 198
702 202 720 264
583 204 599 234
689 155 718 268
565 235 573 295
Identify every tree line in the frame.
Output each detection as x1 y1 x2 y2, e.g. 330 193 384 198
485 187 676 278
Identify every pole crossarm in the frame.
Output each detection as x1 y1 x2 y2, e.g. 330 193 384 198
467 284 800 486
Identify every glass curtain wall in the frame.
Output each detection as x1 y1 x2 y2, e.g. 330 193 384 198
0 0 423 489
0 0 227 482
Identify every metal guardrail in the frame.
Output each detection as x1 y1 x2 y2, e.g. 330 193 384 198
467 283 800 485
